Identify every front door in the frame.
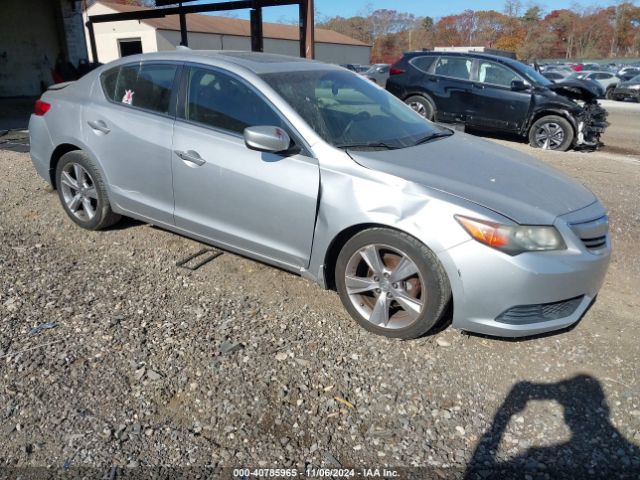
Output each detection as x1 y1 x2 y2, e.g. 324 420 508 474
171 65 320 269
466 59 532 132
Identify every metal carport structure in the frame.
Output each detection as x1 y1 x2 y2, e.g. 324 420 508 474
86 0 315 63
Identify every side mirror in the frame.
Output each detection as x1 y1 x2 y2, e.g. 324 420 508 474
244 126 291 153
511 80 528 91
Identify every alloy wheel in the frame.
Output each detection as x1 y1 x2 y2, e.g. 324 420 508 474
59 163 98 221
344 243 426 329
408 101 427 117
533 122 565 150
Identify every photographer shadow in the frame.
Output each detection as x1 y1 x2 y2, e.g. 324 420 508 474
464 374 640 479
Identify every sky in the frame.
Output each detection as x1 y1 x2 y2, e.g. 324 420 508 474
187 0 634 23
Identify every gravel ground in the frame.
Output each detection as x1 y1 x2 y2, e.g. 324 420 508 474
1 120 639 478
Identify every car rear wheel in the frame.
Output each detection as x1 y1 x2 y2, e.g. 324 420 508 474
335 228 451 339
55 151 121 230
405 95 435 121
528 115 574 151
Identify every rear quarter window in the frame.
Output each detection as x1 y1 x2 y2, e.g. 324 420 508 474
100 67 119 101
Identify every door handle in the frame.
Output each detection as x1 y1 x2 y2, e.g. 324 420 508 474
87 120 110 134
472 83 485 89
175 150 206 166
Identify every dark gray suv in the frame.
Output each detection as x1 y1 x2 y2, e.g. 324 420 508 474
386 51 608 151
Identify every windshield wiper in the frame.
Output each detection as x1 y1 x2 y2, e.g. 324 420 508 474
334 141 398 151
412 131 454 146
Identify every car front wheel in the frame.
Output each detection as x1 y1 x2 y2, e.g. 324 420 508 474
335 228 451 339
55 151 121 230
605 86 616 100
528 115 574 151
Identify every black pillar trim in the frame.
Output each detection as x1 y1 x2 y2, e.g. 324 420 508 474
250 7 263 52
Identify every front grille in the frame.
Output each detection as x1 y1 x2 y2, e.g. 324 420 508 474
496 296 584 325
570 215 609 251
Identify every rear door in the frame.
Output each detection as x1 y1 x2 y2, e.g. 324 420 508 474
467 59 532 132
84 62 180 224
171 65 319 269
429 56 474 123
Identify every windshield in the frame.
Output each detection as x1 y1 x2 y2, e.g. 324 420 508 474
630 74 640 83
519 63 553 86
260 69 449 150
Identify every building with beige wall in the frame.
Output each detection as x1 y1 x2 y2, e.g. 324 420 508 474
86 1 371 65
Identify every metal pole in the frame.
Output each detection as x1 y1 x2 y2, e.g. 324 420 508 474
250 7 263 52
86 21 98 63
298 0 314 59
179 2 188 46
305 0 314 59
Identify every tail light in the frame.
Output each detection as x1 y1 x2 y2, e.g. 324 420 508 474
34 99 51 116
389 65 405 76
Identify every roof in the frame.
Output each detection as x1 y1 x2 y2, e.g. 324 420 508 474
104 50 344 75
404 50 524 67
92 1 369 47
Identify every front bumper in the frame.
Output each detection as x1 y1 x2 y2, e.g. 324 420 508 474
613 87 640 100
440 204 611 337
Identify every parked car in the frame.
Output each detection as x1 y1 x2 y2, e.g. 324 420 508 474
617 65 640 77
364 63 390 85
543 64 574 76
611 74 640 102
341 64 369 74
567 71 619 98
543 71 568 82
582 63 601 71
618 68 640 82
29 51 611 339
386 51 608 151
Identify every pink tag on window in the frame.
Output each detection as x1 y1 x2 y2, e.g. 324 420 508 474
122 89 134 105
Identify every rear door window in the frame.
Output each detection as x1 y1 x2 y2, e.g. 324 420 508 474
478 60 522 87
112 63 178 115
410 56 437 73
433 56 472 80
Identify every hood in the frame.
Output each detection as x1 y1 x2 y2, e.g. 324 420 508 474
548 78 603 100
348 133 596 225
618 80 640 87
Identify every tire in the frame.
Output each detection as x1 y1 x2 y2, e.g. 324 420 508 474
335 228 451 339
404 95 435 120
528 115 574 151
55 150 121 230
605 86 615 100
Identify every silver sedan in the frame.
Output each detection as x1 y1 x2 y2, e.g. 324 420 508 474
29 51 611 339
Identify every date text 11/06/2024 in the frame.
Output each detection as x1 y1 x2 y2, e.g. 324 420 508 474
232 468 400 478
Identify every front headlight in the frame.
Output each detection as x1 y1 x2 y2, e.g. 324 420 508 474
455 215 566 255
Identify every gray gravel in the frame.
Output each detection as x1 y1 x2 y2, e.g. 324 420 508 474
1 126 639 478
